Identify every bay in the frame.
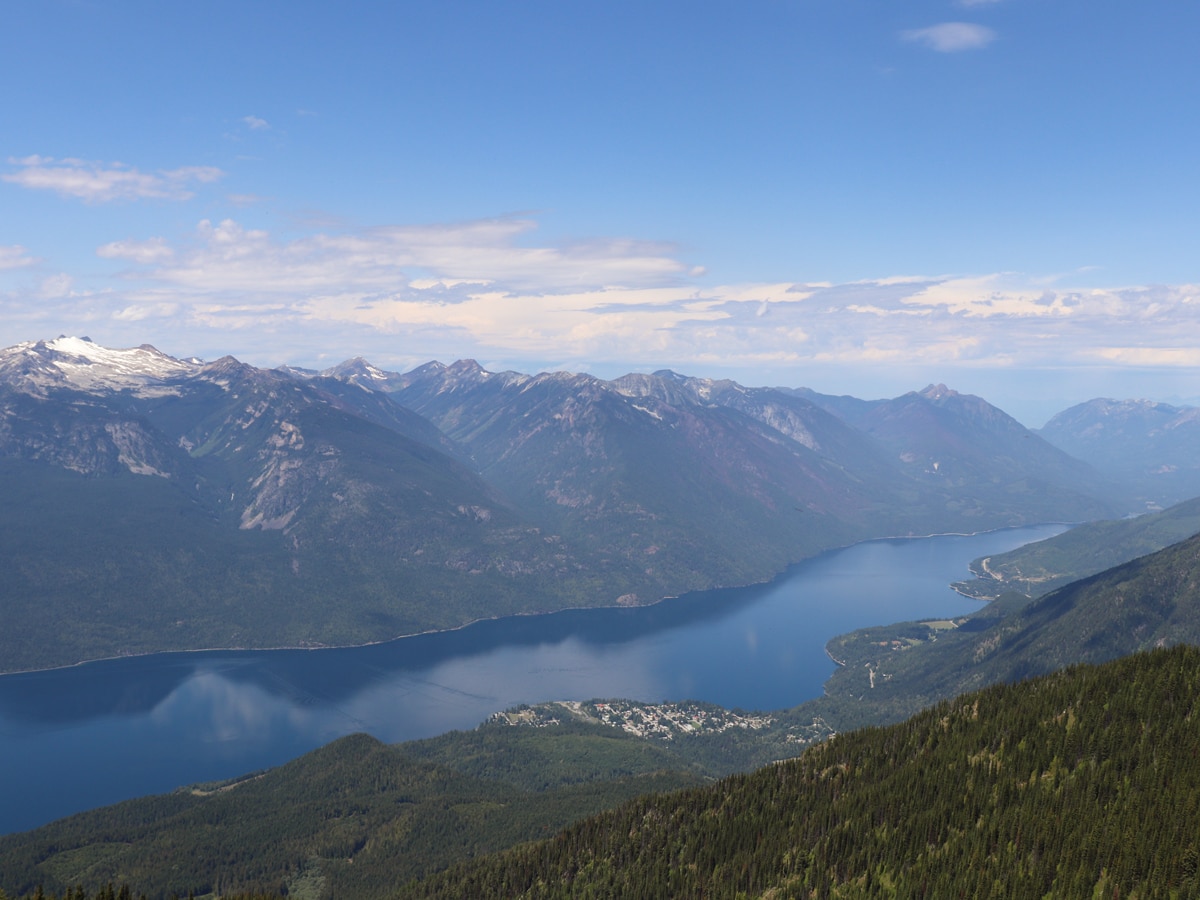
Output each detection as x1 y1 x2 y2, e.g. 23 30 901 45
0 524 1065 835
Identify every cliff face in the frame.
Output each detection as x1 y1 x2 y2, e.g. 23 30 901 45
0 336 1127 672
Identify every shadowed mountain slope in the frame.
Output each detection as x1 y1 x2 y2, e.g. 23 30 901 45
1 338 1126 671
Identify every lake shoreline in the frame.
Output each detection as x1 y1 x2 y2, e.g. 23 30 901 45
0 523 1071 679
0 524 1068 837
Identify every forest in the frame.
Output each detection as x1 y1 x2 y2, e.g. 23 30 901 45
401 646 1200 898
5 647 1200 898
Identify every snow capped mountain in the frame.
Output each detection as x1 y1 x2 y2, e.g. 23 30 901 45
0 334 1145 673
0 336 200 396
317 356 413 393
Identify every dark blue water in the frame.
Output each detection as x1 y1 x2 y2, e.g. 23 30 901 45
0 525 1065 835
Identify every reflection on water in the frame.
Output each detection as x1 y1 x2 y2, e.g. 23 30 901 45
0 524 1066 834
149 674 302 744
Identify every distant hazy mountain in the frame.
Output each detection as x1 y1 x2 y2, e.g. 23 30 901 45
386 361 893 596
1039 398 1200 507
385 363 1117 593
801 382 1124 510
0 337 1124 672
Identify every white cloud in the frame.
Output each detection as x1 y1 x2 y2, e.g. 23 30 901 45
2 156 223 203
113 301 181 321
39 274 74 298
0 245 37 270
67 214 1200 374
242 115 270 130
131 217 692 296
7 212 1200 419
63 216 1200 381
897 275 1083 317
902 22 996 52
97 237 175 264
1088 347 1200 366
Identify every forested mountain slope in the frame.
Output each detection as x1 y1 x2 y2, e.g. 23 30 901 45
0 340 579 672
0 726 706 900
954 494 1200 601
387 364 1119 544
402 646 1200 899
0 337 1126 672
815 527 1200 730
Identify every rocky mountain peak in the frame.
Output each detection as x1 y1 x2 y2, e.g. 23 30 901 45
326 357 387 380
0 336 199 396
447 359 486 376
918 383 959 402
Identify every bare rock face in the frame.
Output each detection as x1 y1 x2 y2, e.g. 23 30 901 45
0 336 1134 672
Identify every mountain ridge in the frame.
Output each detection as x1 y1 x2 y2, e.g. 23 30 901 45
1039 396 1200 506
4 461 1200 893
0 336 1131 672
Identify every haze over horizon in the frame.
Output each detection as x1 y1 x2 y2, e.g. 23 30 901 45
3 1 1198 426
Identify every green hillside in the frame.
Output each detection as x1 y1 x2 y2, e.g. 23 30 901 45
402 646 1200 898
954 495 1200 601
0 726 704 900
814 527 1200 732
10 646 1200 900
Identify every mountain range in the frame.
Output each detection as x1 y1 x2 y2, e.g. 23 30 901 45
5 354 1200 897
1039 397 1200 507
0 336 1168 672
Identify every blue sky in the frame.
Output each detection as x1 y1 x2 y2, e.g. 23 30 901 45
2 0 1198 424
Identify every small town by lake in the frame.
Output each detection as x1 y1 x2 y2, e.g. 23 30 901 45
0 524 1066 835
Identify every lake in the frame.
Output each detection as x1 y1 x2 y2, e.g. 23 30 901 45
0 524 1066 835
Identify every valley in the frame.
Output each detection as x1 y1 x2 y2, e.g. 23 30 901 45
0 525 1042 836
7 521 1200 897
0 337 1128 674
4 337 1200 899
6 4 1195 897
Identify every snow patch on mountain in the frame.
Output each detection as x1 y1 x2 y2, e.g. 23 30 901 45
0 336 199 396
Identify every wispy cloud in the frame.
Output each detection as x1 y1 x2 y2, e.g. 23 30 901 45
126 217 692 296
71 218 1200 377
97 237 175 264
242 115 270 130
1089 346 1200 367
2 156 223 203
902 22 996 52
39 273 74 299
0 245 38 270
4 213 1200 420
